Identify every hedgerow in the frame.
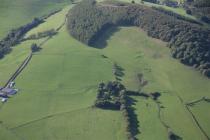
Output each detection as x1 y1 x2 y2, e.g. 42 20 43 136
0 9 62 59
94 81 138 140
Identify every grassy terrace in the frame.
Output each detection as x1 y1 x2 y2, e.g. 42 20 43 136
0 1 210 140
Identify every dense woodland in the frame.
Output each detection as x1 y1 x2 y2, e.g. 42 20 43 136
0 18 43 58
94 81 127 110
94 81 137 140
67 0 210 78
184 0 210 23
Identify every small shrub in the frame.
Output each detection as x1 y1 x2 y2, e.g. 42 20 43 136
31 43 40 52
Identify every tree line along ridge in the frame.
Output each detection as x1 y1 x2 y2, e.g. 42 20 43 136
67 0 210 78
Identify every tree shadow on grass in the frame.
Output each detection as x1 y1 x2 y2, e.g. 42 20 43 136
126 96 141 139
168 131 183 140
113 63 125 81
127 90 149 98
90 26 120 49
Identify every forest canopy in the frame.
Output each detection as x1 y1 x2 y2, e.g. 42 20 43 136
67 0 210 78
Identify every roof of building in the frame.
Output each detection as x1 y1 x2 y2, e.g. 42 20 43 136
1 98 8 103
0 93 8 98
1 88 17 95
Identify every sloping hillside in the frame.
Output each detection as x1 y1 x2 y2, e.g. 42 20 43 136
0 1 210 140
0 0 69 39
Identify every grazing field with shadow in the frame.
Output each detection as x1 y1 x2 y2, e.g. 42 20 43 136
0 1 210 140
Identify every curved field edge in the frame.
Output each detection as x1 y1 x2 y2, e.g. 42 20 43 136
98 26 210 140
0 2 210 140
67 0 210 78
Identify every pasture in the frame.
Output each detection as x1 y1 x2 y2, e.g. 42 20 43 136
98 26 210 140
0 0 69 39
0 1 210 140
0 7 127 140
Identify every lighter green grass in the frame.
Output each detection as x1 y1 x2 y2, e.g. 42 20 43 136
0 39 44 86
0 7 127 140
14 108 126 140
25 6 72 38
0 3 210 140
116 0 196 19
0 6 70 86
0 0 70 39
190 101 210 137
99 26 210 140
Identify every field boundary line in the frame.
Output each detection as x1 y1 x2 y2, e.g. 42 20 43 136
185 104 210 140
0 122 26 140
10 107 89 130
4 53 32 88
174 92 210 140
186 97 210 106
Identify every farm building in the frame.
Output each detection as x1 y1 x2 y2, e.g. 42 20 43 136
0 91 8 103
8 82 15 88
1 88 18 95
1 98 8 103
0 93 8 98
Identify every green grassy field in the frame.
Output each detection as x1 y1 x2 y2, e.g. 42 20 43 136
0 0 70 39
97 26 210 140
0 6 72 86
0 7 127 140
0 39 45 86
0 2 210 140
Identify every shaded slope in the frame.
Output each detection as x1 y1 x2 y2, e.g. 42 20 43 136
67 0 210 78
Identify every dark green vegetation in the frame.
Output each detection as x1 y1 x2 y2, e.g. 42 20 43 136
25 29 58 41
152 6 201 25
0 7 64 59
67 0 210 78
113 63 125 81
94 80 181 140
95 26 210 140
0 18 43 58
184 0 210 23
31 43 41 52
0 0 71 59
95 81 127 110
94 81 139 140
142 0 158 4
187 0 210 7
0 7 128 140
1 0 210 140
